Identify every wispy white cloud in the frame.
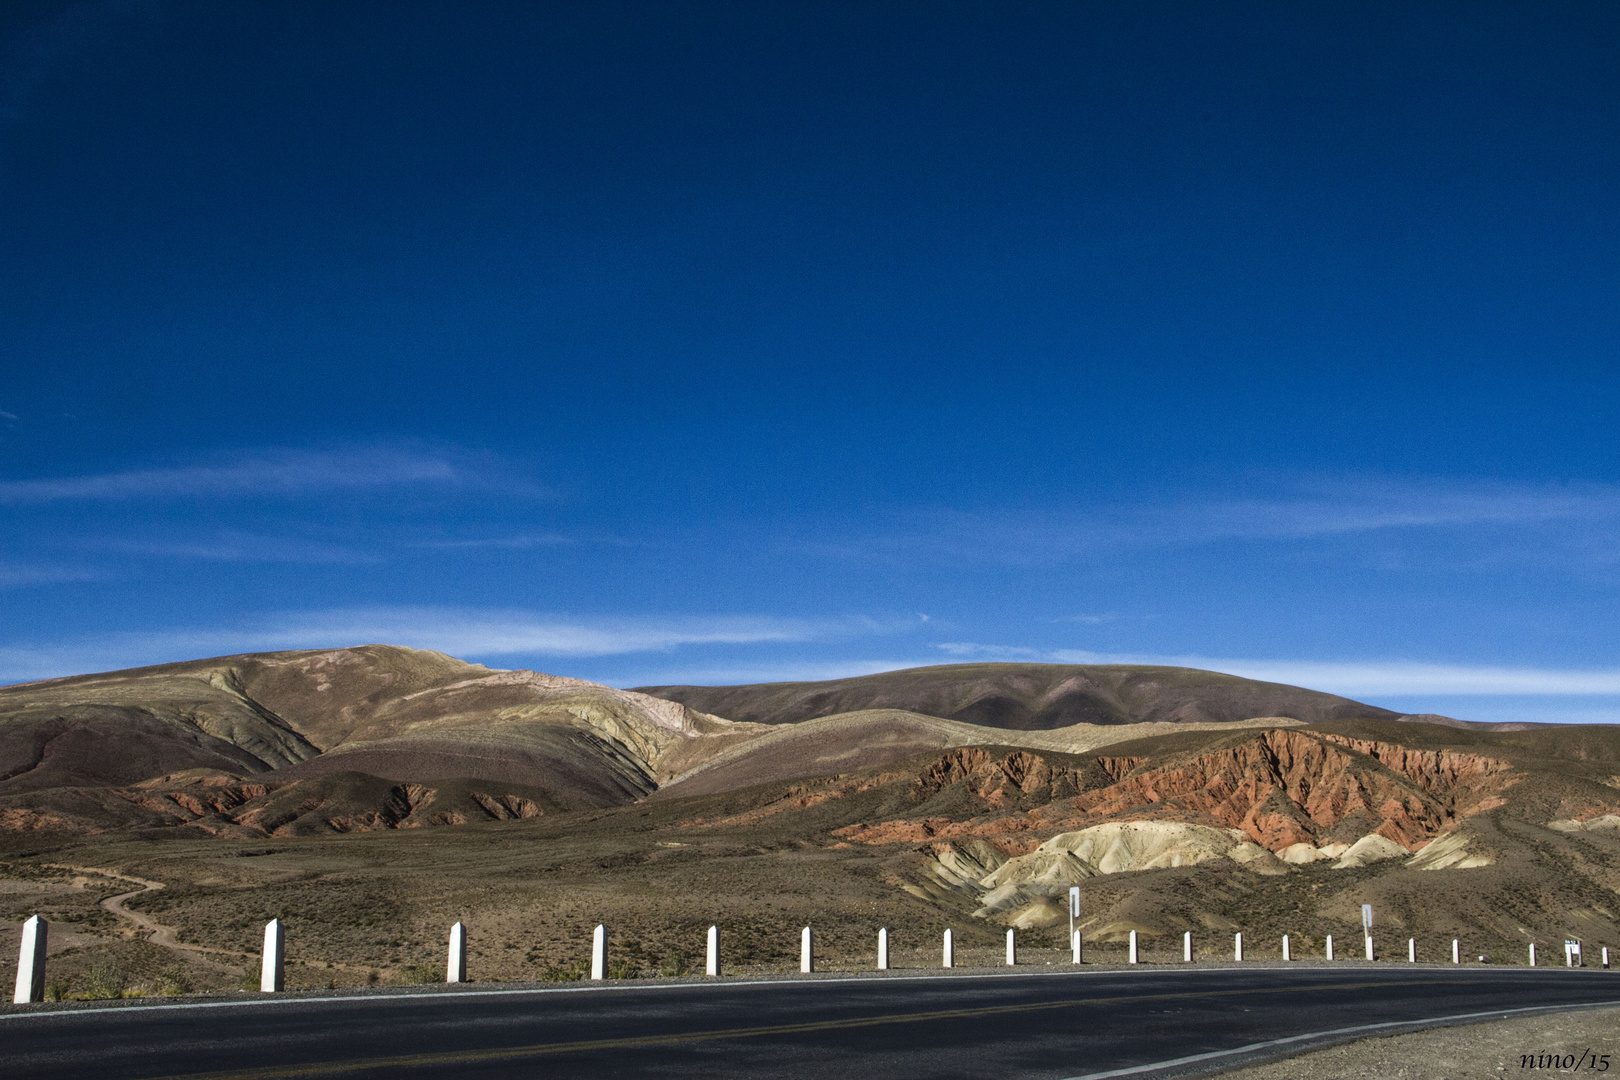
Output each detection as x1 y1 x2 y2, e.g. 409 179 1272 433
932 642 1620 697
413 533 583 551
85 532 375 564
0 608 839 684
0 563 99 589
820 476 1620 567
0 446 499 504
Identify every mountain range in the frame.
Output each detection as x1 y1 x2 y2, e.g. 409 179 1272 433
3 646 1618 971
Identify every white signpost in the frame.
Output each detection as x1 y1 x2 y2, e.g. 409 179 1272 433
1069 886 1080 942
1565 939 1583 968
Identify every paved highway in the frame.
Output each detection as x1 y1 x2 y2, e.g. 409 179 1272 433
5 966 1618 1080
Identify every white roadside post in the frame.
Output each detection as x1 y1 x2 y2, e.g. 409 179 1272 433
1603 947 1610 969
1362 904 1374 961
1234 932 1243 962
1129 930 1138 965
1452 939 1460 964
591 924 607 980
877 928 889 971
1072 930 1083 965
1408 938 1416 964
1326 935 1334 960
260 919 285 993
1366 936 1375 962
1528 943 1537 967
801 926 813 973
12 915 47 1003
1281 934 1290 962
447 922 467 983
1068 887 1080 951
1006 928 1017 966
942 929 953 969
1183 931 1192 963
706 925 720 977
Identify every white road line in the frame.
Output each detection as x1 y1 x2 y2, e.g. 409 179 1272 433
1060 999 1620 1080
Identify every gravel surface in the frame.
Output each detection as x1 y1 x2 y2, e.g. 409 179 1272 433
1214 1004 1620 1079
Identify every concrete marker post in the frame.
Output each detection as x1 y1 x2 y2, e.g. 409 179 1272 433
1182 931 1191 963
942 928 953 969
447 921 467 984
1326 934 1334 961
1528 943 1536 967
1234 932 1243 962
1281 934 1290 962
1452 939 1460 964
260 918 285 993
1072 929 1083 965
1129 930 1138 965
800 926 813 973
1006 928 1016 966
877 928 888 971
706 925 720 977
1603 946 1610 969
1408 937 1416 964
12 915 46 1004
591 924 607 980
1365 935 1374 962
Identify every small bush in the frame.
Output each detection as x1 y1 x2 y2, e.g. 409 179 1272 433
365 970 380 985
660 952 689 977
397 964 439 985
83 961 126 1000
542 958 588 982
44 979 69 1002
238 972 261 992
157 965 193 996
607 959 638 980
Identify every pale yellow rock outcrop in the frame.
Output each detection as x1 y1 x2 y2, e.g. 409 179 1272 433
1037 821 1250 873
1332 833 1408 869
1405 829 1493 870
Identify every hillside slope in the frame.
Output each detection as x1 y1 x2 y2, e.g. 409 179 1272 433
634 662 1402 729
0 646 763 833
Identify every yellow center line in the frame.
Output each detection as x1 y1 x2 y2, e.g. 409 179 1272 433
138 978 1500 1080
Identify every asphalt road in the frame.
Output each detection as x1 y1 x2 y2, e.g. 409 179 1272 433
5 965 1619 1080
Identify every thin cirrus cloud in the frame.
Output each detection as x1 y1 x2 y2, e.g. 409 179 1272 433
0 608 833 685
0 447 497 504
932 642 1620 697
837 477 1620 565
0 562 100 589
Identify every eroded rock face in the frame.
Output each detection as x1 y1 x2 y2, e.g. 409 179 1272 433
1067 729 1482 852
909 748 1085 807
843 730 1529 884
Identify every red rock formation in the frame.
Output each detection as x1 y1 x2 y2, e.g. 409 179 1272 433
835 729 1512 855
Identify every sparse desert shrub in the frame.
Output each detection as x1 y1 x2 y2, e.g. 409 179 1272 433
397 964 439 985
660 952 689 977
44 979 69 1002
238 972 261 992
543 958 588 982
157 965 193 996
365 970 380 985
607 959 638 980
82 961 127 1000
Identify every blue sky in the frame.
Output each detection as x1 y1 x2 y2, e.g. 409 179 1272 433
2 2 1619 723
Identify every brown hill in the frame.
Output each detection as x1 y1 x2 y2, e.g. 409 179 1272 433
633 663 1402 729
0 646 763 834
